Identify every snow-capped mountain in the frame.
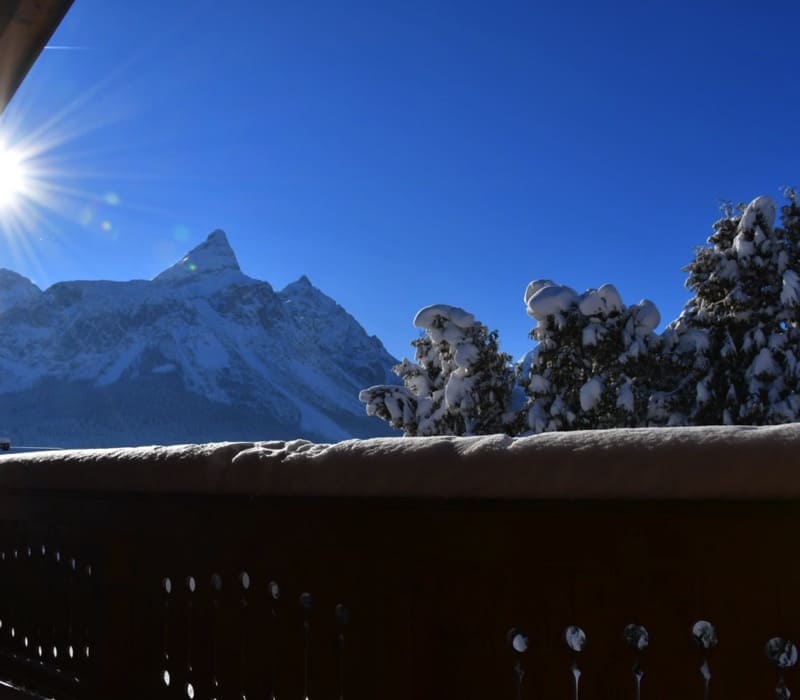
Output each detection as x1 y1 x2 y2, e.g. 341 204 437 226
0 230 398 447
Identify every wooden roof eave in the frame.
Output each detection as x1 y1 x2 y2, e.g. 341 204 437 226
0 0 75 114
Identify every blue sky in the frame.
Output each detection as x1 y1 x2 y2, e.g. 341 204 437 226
1 0 798 361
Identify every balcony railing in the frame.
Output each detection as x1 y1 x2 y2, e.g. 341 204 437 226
0 425 797 699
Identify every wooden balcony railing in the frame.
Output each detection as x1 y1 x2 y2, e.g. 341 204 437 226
0 425 798 699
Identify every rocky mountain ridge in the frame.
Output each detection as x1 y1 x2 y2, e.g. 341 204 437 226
0 230 397 446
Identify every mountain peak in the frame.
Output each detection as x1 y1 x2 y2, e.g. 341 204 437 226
154 229 242 282
282 275 315 294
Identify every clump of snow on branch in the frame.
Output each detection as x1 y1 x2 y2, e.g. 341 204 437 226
358 384 419 432
360 304 514 436
518 279 662 433
524 281 579 328
658 193 800 426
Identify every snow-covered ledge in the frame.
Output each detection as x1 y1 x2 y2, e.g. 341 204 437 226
0 425 798 499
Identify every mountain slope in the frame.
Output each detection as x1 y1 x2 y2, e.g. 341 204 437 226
0 231 397 446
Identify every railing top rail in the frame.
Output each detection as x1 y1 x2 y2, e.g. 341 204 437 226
0 424 798 500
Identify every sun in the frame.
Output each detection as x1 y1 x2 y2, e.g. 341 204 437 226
0 144 27 210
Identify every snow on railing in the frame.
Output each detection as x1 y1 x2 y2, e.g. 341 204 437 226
1 433 800 698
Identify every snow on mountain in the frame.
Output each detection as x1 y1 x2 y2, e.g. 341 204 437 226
0 231 398 447
0 269 41 313
154 229 246 286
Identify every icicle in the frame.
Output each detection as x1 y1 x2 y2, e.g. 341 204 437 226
624 624 649 700
335 604 350 700
210 574 222 700
299 593 313 700
507 627 528 700
239 572 251 699
564 625 586 700
268 581 280 700
185 575 197 700
766 637 798 700
160 577 172 689
692 620 718 700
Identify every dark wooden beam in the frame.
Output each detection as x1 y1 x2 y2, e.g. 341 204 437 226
0 0 75 114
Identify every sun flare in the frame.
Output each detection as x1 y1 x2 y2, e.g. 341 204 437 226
0 144 26 209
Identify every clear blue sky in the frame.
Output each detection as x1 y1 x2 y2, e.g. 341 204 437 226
1 0 798 362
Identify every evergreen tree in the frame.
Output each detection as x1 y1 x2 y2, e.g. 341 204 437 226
661 194 800 425
360 305 515 436
364 190 800 438
519 280 661 432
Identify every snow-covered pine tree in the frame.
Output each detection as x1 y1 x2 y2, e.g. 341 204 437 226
518 280 661 432
661 194 800 425
359 304 515 436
